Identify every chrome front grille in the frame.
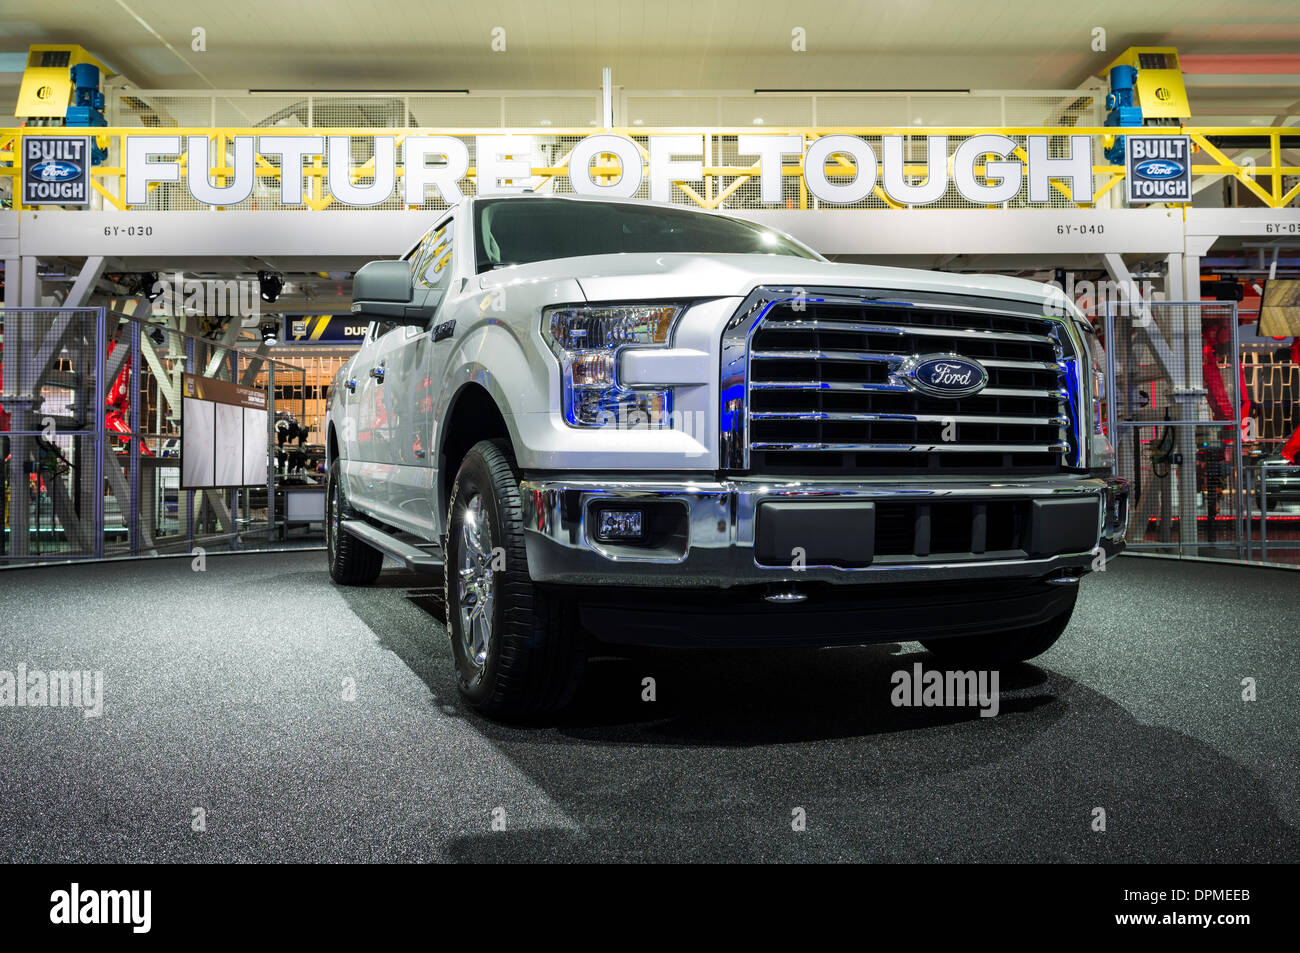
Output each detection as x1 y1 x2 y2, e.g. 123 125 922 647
724 288 1079 475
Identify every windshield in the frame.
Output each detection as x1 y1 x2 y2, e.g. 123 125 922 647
474 197 819 273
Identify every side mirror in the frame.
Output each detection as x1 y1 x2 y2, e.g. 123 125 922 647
351 260 440 325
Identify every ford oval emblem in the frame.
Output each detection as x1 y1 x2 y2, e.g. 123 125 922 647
1135 159 1183 180
32 160 80 181
900 354 988 398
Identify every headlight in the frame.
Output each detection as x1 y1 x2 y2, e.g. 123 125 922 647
1085 327 1115 469
543 304 682 427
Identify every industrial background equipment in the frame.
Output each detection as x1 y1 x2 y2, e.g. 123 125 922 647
14 44 114 162
1103 46 1192 164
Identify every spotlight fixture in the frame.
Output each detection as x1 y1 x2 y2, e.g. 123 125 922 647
260 320 279 347
140 272 162 300
258 271 284 303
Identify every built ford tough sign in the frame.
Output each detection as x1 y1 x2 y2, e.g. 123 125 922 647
325 195 1129 716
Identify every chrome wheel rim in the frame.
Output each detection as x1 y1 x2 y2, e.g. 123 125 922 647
456 494 495 669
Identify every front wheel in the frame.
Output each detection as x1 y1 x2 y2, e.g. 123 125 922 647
920 592 1077 665
444 439 585 717
326 457 383 586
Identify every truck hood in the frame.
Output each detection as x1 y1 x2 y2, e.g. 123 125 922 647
504 253 1064 309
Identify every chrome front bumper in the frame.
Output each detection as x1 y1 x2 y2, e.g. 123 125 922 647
520 474 1130 588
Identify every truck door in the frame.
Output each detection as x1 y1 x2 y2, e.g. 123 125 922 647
343 319 401 518
358 216 456 536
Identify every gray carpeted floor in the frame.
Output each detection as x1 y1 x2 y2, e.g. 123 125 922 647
0 551 1295 862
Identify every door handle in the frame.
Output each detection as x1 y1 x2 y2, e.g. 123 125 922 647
369 365 386 383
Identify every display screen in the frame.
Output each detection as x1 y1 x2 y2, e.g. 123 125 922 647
180 397 215 489
180 374 270 489
242 407 269 485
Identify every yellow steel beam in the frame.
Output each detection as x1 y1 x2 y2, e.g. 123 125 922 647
708 170 756 209
1272 130 1282 206
1012 145 1077 204
1091 173 1126 204
676 182 708 207
90 178 128 211
872 185 905 210
1191 134 1279 208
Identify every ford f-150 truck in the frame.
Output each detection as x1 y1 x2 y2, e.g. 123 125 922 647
325 194 1129 716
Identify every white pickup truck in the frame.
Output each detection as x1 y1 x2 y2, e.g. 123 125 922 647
325 194 1129 716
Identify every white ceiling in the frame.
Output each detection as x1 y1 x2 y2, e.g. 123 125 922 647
1 0 1299 93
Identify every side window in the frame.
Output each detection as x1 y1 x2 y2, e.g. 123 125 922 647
416 219 454 289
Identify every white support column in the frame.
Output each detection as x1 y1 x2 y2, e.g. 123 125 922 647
1103 253 1178 381
19 257 39 308
139 333 180 414
64 256 107 308
2 257 18 310
239 342 271 386
1163 254 1184 306
202 319 243 378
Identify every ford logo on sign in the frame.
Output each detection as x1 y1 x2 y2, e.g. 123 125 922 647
1134 159 1183 179
31 160 81 181
899 354 988 399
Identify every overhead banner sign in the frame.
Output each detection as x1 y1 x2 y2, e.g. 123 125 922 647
23 134 91 206
119 132 1099 209
1125 135 1192 205
283 315 369 345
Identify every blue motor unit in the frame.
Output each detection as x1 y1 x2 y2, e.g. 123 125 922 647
65 62 107 163
1103 65 1143 163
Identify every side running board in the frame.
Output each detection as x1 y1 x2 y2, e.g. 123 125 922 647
340 519 443 573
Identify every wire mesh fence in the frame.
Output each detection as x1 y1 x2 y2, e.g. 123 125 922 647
1 306 311 567
112 89 1101 132
1105 299 1299 565
623 90 1103 128
1 308 103 562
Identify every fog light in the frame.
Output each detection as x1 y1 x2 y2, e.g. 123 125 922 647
594 508 643 541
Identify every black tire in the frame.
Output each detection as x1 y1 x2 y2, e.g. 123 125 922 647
326 457 383 586
444 439 584 717
920 592 1077 665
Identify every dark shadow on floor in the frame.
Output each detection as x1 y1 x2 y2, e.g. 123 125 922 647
330 562 1300 862
438 662 1300 862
